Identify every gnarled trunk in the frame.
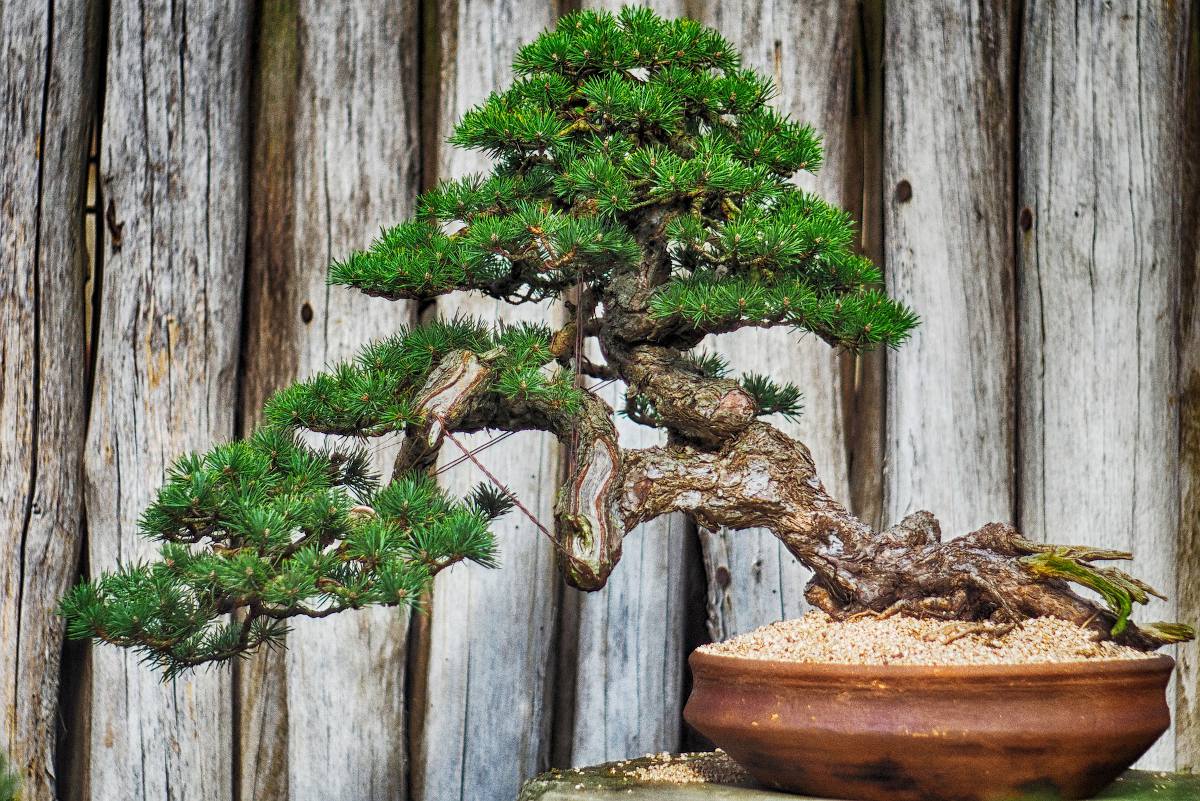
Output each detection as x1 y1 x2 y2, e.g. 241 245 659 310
397 194 1187 651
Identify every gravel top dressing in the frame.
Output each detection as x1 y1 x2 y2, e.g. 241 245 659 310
625 751 751 786
698 611 1155 665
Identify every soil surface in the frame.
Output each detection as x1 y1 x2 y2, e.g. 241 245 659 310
627 752 751 786
697 611 1155 666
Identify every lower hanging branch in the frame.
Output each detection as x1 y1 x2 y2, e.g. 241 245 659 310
397 349 627 590
618 422 1193 650
549 389 625 590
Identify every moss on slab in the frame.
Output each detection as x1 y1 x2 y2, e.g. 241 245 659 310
518 756 1200 801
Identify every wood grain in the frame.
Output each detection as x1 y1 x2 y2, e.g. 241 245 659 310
1018 0 1190 770
0 3 1196 797
235 6 299 797
696 0 860 640
1179 202 1200 772
559 0 692 766
238 2 423 799
0 4 95 800
83 3 251 799
562 374 690 765
413 3 562 800
1176 1 1200 772
883 1 1015 539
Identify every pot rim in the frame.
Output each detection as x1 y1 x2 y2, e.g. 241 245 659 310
689 648 1175 682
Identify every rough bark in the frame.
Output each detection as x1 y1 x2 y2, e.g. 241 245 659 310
85 3 251 799
617 423 1154 648
693 0 860 641
238 1 422 799
410 341 1175 667
0 4 95 799
370 1 1183 659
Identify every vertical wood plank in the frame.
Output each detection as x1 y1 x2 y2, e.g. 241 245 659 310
696 0 860 640
563 376 690 765
1180 196 1200 769
883 1 1015 536
235 6 300 797
238 2 423 799
414 3 561 800
1176 2 1200 772
1018 0 1189 769
848 0 887 534
0 4 95 800
84 3 251 799
559 0 692 767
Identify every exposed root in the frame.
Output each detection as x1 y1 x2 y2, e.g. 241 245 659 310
617 422 1194 650
847 600 916 622
934 621 1018 647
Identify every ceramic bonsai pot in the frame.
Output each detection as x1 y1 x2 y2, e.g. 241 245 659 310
684 649 1174 801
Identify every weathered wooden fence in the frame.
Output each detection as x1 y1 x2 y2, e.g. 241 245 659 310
2 1 1198 800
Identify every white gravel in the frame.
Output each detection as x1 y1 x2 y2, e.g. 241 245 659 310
698 611 1155 665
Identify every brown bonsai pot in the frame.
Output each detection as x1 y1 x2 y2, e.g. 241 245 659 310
684 649 1174 801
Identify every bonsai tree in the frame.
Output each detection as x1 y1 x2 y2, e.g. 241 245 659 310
62 8 1191 677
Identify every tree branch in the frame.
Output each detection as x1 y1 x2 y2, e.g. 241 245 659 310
605 343 757 445
393 349 626 589
616 422 1176 649
393 349 497 478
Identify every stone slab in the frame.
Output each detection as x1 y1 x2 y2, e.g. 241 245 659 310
518 754 1200 801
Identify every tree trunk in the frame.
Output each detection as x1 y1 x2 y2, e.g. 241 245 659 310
695 0 860 641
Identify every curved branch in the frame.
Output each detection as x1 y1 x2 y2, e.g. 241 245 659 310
549 391 625 589
617 422 1178 649
393 349 497 477
394 349 626 590
604 343 757 445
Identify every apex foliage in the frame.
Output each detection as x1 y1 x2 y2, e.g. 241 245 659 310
61 8 923 674
331 6 916 348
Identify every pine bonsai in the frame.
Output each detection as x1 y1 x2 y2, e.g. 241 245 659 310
61 8 1192 677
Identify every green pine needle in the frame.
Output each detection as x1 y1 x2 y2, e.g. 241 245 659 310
740 373 804 421
1019 549 1184 639
325 5 900 340
60 462 507 677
